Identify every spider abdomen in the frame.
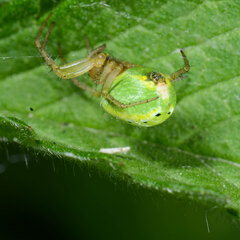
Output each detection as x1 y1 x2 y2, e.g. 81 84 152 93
101 67 176 127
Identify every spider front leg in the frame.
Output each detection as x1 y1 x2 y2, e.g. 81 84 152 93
58 44 101 97
35 13 96 80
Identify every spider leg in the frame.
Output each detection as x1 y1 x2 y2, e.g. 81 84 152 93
88 44 106 58
85 35 91 55
35 13 96 79
105 94 159 109
36 12 53 44
170 50 190 81
43 21 55 48
58 44 101 97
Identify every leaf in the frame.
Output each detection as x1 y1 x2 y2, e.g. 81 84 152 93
1 0 240 218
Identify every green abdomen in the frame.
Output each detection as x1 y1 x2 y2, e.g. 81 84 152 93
101 67 176 127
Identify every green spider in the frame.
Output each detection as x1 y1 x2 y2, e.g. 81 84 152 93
35 13 190 127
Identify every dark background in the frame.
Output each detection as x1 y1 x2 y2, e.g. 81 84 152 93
0 142 239 240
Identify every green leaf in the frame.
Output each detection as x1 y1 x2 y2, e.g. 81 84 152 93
1 0 240 218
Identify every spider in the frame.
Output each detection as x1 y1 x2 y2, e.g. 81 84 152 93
35 13 190 127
